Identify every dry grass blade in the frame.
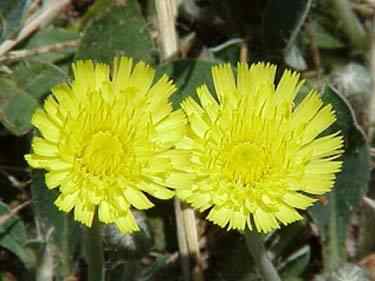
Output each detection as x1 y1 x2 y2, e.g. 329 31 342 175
0 39 80 63
0 200 31 226
0 0 71 57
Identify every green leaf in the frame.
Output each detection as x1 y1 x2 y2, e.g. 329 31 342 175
76 0 113 30
138 255 170 281
0 0 28 43
208 39 242 65
271 221 307 259
31 170 80 280
0 202 33 268
309 86 370 273
12 61 68 99
76 0 154 64
309 21 345 50
0 61 67 135
263 0 312 63
284 44 307 71
157 59 217 109
209 232 257 281
280 246 311 279
23 27 80 63
2 93 38 135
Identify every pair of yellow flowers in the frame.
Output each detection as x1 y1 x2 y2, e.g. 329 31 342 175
25 57 343 234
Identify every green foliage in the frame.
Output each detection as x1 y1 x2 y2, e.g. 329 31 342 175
157 60 217 109
31 171 80 280
280 246 311 279
309 86 370 273
0 0 28 43
263 0 312 68
76 0 154 64
306 21 345 50
0 0 372 280
23 27 79 63
0 202 33 269
0 61 66 135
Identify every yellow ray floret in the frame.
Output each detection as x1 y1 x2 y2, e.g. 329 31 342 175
25 57 187 233
175 63 344 233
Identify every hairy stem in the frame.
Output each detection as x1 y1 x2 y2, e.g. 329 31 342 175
244 230 281 281
85 216 105 281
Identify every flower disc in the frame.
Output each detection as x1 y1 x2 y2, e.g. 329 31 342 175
173 63 344 233
25 57 187 233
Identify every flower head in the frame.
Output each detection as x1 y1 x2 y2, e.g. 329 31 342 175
173 63 343 233
25 57 186 233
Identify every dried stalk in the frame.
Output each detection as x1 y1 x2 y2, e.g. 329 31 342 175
0 40 80 63
155 0 178 60
0 0 71 57
0 201 31 225
155 1 204 280
174 199 191 281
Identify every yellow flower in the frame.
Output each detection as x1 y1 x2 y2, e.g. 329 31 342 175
25 57 187 233
173 63 343 233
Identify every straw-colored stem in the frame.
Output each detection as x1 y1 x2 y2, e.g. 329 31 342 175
155 1 204 280
0 0 71 56
175 199 191 281
155 0 178 60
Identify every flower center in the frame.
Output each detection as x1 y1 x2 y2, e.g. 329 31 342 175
223 142 270 186
82 131 124 176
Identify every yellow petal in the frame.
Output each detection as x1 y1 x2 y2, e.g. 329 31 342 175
196 85 220 122
116 211 139 233
73 201 95 227
25 154 71 170
254 208 279 233
98 201 117 223
181 98 209 138
55 191 80 213
71 60 95 94
32 109 61 143
212 64 238 107
302 104 336 144
154 110 186 144
43 95 63 126
52 83 78 117
94 63 110 90
139 181 175 199
275 204 303 225
283 192 316 209
124 187 154 209
147 75 176 123
207 206 231 228
112 56 133 92
128 61 155 95
45 170 69 189
32 137 59 157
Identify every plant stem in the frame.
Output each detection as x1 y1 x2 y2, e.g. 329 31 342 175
155 0 178 60
244 230 282 281
85 216 105 281
174 199 191 281
330 0 368 51
61 215 73 278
